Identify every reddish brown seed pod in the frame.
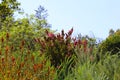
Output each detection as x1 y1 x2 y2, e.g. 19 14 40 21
21 40 25 46
5 46 9 52
11 56 15 63
6 32 9 40
1 37 4 43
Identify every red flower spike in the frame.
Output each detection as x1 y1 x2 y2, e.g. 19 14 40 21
57 33 60 38
72 37 76 42
65 33 69 39
74 41 78 46
47 32 55 39
68 28 73 36
57 33 62 40
61 29 65 37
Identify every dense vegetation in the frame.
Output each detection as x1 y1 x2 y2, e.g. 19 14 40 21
0 0 120 80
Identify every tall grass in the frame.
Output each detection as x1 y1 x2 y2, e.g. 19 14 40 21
63 50 120 80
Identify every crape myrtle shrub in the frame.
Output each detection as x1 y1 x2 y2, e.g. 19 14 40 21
34 28 94 68
34 28 75 68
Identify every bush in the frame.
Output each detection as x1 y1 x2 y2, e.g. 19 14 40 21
34 28 76 67
99 33 120 55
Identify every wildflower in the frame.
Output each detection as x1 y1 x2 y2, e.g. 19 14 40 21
33 64 38 72
61 29 65 37
47 32 55 39
57 33 61 39
68 28 73 36
65 33 69 39
72 37 76 42
11 56 15 63
74 41 78 46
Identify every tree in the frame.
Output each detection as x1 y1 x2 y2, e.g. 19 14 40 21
109 29 114 36
35 5 51 28
99 29 120 55
0 0 21 29
0 1 52 52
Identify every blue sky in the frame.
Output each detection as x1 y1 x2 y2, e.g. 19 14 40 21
17 0 120 39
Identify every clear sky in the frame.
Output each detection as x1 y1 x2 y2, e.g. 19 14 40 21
17 0 120 39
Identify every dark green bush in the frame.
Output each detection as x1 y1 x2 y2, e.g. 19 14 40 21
99 34 120 55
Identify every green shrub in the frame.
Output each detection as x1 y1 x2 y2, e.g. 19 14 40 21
99 34 120 55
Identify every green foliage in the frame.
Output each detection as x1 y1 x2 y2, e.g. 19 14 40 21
99 29 120 55
0 0 21 28
0 33 56 79
63 52 120 80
